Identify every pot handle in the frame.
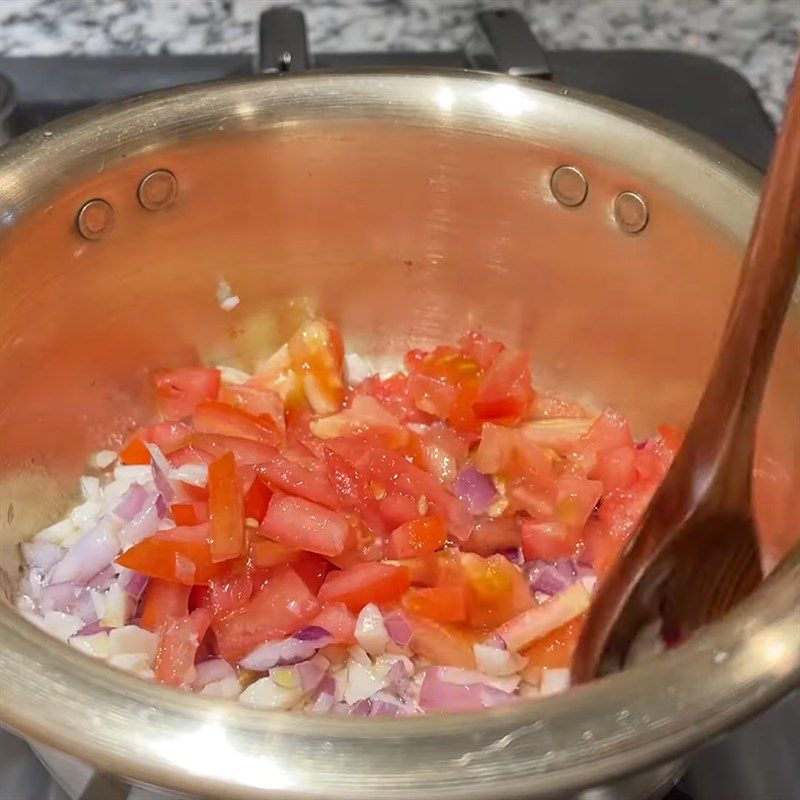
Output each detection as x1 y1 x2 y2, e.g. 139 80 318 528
475 9 552 79
256 7 310 74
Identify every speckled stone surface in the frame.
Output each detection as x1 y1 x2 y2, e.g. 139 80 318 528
0 0 797 122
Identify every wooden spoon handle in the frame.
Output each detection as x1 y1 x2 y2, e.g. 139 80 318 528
677 59 800 508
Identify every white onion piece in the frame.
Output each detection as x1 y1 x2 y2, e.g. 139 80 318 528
20 540 64 571
49 517 120 585
343 658 389 704
540 668 571 696
108 652 155 679
69 632 110 658
91 450 118 469
200 676 242 699
240 676 302 709
169 464 209 488
79 476 101 501
474 643 528 677
40 611 84 640
194 659 237 690
218 365 252 385
113 465 153 485
118 494 165 547
344 353 372 386
107 625 158 663
100 582 131 628
355 603 389 656
69 499 103 527
33 518 76 546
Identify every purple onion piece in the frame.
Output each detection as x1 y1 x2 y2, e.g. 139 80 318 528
87 565 117 592
385 659 413 696
194 658 236 689
453 467 497 516
74 620 112 637
49 517 120 585
123 571 149 600
309 675 336 713
295 659 327 693
554 558 577 581
524 559 574 596
293 626 332 642
39 582 98 623
147 444 175 503
20 541 64 572
113 483 148 521
384 612 413 648
119 494 164 547
240 629 334 671
498 547 524 565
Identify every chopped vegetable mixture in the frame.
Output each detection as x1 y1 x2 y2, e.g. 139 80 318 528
17 320 680 714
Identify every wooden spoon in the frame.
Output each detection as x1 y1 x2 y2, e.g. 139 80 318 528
571 60 800 683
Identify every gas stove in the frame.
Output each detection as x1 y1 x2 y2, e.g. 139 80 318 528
0 7 796 800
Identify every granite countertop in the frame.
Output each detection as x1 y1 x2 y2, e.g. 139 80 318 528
0 0 797 122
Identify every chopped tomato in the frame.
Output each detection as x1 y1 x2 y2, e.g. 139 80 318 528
249 538 301 568
472 349 533 425
403 585 468 623
147 421 191 454
473 423 517 475
243 475 272 522
218 383 285 431
408 615 477 669
324 448 386 534
206 569 253 618
154 607 212 687
254 448 338 509
292 552 330 594
407 373 458 419
378 491 422 529
386 516 447 560
458 330 505 370
317 562 410 612
459 553 533 628
529 391 591 420
189 433 277 466
463 516 521 557
310 601 357 644
194 401 279 445
521 520 579 562
153 366 220 421
261 495 349 557
139 579 190 632
170 502 208 527
573 408 635 473
288 318 345 415
168 445 215 468
214 565 320 661
518 418 593 455
555 475 603 529
119 434 151 466
595 445 636 492
116 523 225 586
352 372 431 423
208 452 245 563
521 615 586 670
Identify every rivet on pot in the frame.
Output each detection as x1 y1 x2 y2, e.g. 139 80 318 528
550 165 588 207
613 191 649 234
76 199 114 240
137 169 178 211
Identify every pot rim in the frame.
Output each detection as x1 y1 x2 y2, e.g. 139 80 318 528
1 69 798 800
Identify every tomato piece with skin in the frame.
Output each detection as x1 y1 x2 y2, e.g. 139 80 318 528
206 570 253 618
572 408 635 474
407 614 477 669
459 552 533 629
153 366 221 421
249 538 301 568
386 516 447 560
458 331 505 371
154 607 212 687
472 349 533 425
311 601 357 644
168 445 215 468
116 523 225 586
324 448 386 534
147 421 192 454
170 502 208 527
403 584 468 623
254 448 339 509
190 433 277 466
119 434 151 466
288 318 346 415
292 552 330 594
243 475 272 522
555 476 603 530
260 494 349 557
463 516 522 557
352 372 432 424
317 562 411 613
378 491 422 529
407 373 458 419
595 445 637 492
521 615 586 670
139 579 191 632
194 401 280 445
214 565 321 662
218 383 285 432
208 452 245 563
521 520 580 562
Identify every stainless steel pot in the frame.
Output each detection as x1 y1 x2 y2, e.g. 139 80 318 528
0 70 798 800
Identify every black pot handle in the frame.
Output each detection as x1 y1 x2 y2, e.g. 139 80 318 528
475 9 551 79
256 7 310 74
